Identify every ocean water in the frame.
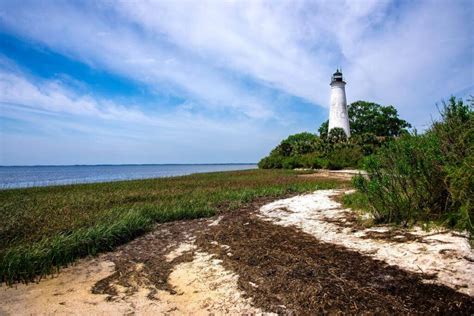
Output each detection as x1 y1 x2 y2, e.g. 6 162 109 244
0 164 257 189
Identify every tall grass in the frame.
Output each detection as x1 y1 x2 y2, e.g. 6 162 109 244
353 97 473 232
0 169 343 284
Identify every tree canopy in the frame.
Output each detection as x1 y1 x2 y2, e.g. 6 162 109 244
348 101 411 137
270 132 321 157
318 101 411 138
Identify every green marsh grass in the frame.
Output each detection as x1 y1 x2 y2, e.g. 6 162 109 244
0 169 344 284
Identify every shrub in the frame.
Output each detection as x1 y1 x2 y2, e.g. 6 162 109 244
258 133 324 169
299 153 328 169
282 156 303 169
354 97 473 232
351 132 380 156
431 96 473 230
328 127 348 144
270 133 322 157
353 134 446 225
258 155 284 169
326 145 363 170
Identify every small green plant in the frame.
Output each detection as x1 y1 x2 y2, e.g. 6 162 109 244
342 191 370 213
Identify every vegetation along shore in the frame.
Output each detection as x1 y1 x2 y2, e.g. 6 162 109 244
0 169 343 284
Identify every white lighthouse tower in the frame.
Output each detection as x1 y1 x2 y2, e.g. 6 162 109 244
328 69 350 137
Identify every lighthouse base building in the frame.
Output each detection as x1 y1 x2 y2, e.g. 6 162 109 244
328 69 350 137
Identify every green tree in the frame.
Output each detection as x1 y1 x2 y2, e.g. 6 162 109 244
271 132 321 157
348 101 411 136
318 101 411 138
318 120 329 139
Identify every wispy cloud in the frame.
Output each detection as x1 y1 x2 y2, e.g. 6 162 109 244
0 65 297 164
0 0 472 164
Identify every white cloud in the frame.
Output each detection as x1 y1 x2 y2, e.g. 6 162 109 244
1 0 470 126
0 67 300 164
0 67 266 133
0 0 472 164
0 1 276 119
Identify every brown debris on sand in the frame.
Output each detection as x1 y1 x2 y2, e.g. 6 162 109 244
197 197 474 314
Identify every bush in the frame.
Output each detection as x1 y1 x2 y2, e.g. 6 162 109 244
259 133 323 169
328 127 348 144
271 132 322 157
259 131 364 170
354 97 473 232
326 145 363 170
282 156 303 169
353 134 446 225
299 153 328 169
258 155 284 169
351 132 380 156
432 96 473 230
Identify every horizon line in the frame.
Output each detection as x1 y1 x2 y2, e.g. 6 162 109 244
0 163 258 168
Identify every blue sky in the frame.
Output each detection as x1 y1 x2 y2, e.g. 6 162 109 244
0 0 472 165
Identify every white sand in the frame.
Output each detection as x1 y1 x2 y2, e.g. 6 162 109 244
165 242 197 262
0 259 132 316
259 189 474 296
0 242 263 315
160 249 263 314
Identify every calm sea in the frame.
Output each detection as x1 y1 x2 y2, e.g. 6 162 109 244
0 164 257 189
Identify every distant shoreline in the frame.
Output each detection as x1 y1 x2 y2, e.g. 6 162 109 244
0 163 257 168
0 164 258 189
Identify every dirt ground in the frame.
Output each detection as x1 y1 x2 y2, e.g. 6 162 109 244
1 192 473 315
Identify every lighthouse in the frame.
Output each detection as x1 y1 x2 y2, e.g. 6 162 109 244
328 69 350 137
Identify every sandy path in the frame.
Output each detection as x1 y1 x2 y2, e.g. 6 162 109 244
0 259 130 316
259 189 474 296
0 244 262 315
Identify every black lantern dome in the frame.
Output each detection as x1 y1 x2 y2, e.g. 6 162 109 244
331 69 345 84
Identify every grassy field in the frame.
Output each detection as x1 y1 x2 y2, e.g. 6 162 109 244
0 169 346 284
